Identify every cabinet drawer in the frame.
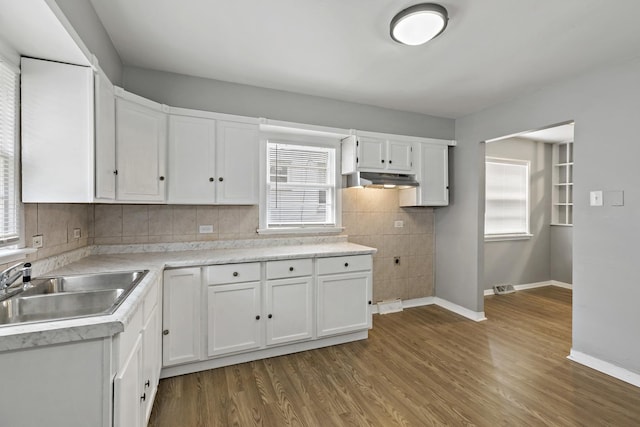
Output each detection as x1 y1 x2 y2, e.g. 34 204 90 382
317 255 372 275
266 259 312 280
206 263 261 285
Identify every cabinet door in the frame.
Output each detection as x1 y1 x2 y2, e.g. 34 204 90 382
420 144 449 206
207 282 262 356
162 268 202 366
141 304 161 425
317 272 371 337
116 98 167 202
114 334 143 427
94 68 116 200
216 121 259 204
168 115 216 204
265 277 313 346
21 58 94 203
387 140 413 172
357 136 386 170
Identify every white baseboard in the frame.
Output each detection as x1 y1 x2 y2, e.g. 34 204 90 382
568 349 640 388
371 296 486 322
484 280 573 296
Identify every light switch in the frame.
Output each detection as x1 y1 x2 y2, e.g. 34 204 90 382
589 190 603 206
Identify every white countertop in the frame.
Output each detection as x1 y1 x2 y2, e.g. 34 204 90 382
0 240 375 351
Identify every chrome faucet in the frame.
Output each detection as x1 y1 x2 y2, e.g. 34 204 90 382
0 262 32 293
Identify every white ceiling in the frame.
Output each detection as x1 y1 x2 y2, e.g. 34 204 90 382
90 0 640 118
518 123 574 144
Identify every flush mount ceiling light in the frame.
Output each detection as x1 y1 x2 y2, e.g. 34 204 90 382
390 3 449 46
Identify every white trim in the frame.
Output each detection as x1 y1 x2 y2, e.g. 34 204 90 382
114 86 165 111
257 227 343 235
169 106 259 124
484 280 573 295
568 349 640 388
484 233 533 242
355 129 455 146
370 296 485 321
434 297 487 321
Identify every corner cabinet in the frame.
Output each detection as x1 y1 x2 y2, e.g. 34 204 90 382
115 89 168 202
161 254 373 378
399 141 451 207
167 110 259 205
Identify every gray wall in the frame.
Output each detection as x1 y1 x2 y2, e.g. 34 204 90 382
54 0 123 84
550 226 573 284
123 66 454 139
440 56 640 374
483 138 552 290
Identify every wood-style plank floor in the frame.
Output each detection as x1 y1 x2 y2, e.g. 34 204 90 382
149 287 640 426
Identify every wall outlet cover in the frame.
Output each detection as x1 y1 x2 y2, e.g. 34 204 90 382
32 235 43 248
73 228 81 239
394 220 404 228
589 190 603 206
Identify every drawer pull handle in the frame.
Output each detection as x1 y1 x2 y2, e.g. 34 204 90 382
219 177 224 182
268 314 273 319
344 262 349 267
163 330 169 335
233 272 239 277
209 177 214 182
389 160 393 164
256 315 260 320
289 266 294 272
141 393 146 402
145 380 150 388
159 176 165 181
381 159 385 163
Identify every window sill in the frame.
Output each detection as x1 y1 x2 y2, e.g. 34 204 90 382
484 233 533 242
0 248 37 264
257 227 344 236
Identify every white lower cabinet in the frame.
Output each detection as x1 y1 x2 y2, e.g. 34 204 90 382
265 277 313 346
162 254 372 377
207 281 262 356
162 268 202 366
114 275 162 427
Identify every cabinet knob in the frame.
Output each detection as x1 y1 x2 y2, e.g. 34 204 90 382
233 271 239 277
209 177 214 182
113 170 118 175
389 160 393 164
218 177 224 182
344 262 349 267
141 393 146 402
145 380 150 388
159 176 165 181
163 329 169 335
381 159 385 163
289 266 294 272
268 314 273 319
256 315 260 320
368 300 372 305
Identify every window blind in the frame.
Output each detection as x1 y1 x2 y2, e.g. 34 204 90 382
0 59 19 245
267 142 335 227
485 158 529 235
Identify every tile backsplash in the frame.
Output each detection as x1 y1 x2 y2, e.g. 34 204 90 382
19 191 434 303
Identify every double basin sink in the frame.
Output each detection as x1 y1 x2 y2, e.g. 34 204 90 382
0 270 148 326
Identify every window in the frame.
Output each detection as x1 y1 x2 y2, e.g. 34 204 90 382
485 157 530 239
264 142 336 230
0 58 20 247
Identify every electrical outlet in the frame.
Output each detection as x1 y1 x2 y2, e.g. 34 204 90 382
199 224 214 234
73 228 81 239
394 220 404 228
32 235 43 248
590 190 603 206
394 256 401 265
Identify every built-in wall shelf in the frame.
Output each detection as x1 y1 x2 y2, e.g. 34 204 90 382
551 142 573 226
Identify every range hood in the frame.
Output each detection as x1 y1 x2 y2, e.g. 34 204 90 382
346 172 420 189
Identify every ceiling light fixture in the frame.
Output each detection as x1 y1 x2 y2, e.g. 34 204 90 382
390 3 449 46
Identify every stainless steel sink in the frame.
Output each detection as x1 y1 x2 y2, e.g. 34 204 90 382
0 270 148 326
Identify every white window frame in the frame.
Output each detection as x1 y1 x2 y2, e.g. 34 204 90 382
0 55 31 263
484 157 532 241
258 134 342 235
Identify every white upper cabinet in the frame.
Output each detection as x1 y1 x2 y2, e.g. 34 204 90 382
94 67 116 201
343 131 415 174
399 142 451 207
21 57 95 202
115 89 167 202
168 110 259 205
168 115 217 204
215 120 259 204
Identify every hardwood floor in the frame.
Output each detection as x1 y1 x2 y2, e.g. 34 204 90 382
149 287 640 426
